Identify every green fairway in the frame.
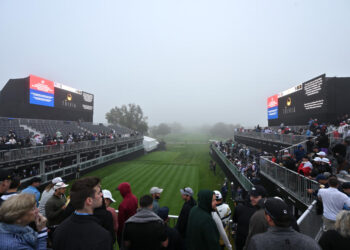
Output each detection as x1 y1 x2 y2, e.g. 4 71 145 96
79 143 226 215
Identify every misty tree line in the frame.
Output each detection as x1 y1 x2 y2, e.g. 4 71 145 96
105 103 240 138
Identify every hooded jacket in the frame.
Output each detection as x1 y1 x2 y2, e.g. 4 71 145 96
117 182 138 238
186 189 220 250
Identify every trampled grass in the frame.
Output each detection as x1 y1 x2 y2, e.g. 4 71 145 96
79 143 226 215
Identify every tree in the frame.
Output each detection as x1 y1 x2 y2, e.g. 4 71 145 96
169 122 183 134
156 123 171 136
105 103 148 133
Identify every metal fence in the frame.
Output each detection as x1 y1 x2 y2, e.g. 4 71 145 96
296 200 323 240
259 156 319 206
212 145 253 191
0 135 143 163
235 131 308 145
21 144 145 184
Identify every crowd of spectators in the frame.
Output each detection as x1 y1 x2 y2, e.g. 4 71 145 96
1 161 350 249
0 128 140 151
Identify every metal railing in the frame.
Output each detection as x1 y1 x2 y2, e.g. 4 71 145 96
212 145 253 191
259 156 319 206
297 200 323 240
21 144 144 184
235 131 308 145
0 135 143 163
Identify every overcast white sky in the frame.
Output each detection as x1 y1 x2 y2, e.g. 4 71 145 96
0 0 349 127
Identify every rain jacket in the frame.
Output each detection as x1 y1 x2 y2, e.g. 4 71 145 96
117 182 138 239
186 189 220 250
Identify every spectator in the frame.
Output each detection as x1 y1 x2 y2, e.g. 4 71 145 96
150 186 163 213
294 145 306 163
319 210 350 250
39 177 63 216
0 193 48 250
123 195 168 250
233 185 266 250
213 190 231 226
157 206 183 250
116 182 138 246
213 191 232 250
175 187 196 243
45 182 68 227
186 189 220 250
94 195 116 247
21 177 41 207
53 177 111 250
0 175 21 204
0 169 12 203
318 177 350 231
102 189 118 236
297 156 313 177
246 197 320 250
244 197 300 250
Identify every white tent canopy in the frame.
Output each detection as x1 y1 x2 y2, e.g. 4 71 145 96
143 136 159 152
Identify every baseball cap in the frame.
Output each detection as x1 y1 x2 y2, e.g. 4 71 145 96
52 177 63 184
29 177 41 184
0 169 11 181
321 158 330 164
315 174 327 182
213 190 222 200
250 185 267 197
157 206 169 220
317 151 326 156
264 197 290 222
180 187 193 196
313 157 322 162
102 189 116 203
54 182 68 190
150 187 163 194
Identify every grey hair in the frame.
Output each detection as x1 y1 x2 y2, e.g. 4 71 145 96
335 210 350 238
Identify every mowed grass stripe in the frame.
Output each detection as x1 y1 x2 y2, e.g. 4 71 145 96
75 144 226 215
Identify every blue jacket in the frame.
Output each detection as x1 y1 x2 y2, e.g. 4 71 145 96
0 222 47 250
21 186 40 206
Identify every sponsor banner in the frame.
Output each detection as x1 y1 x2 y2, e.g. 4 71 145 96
29 75 54 94
268 107 278 119
29 89 54 107
267 94 278 109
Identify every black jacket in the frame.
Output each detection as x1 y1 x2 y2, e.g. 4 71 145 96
175 197 196 238
232 201 259 249
53 214 111 250
63 200 116 245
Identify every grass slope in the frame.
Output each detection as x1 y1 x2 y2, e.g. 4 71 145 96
78 143 226 215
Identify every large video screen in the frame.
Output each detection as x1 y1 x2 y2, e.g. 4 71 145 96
268 74 327 125
54 88 94 113
29 75 55 107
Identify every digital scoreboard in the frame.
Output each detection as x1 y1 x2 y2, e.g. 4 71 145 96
267 74 329 126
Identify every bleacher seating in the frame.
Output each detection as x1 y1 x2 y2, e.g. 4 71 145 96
21 119 84 138
0 118 33 140
79 122 110 134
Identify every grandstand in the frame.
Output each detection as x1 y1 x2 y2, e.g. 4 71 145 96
212 75 350 243
0 75 144 189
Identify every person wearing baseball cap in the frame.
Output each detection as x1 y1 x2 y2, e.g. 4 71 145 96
176 187 197 242
150 186 163 213
102 189 118 235
45 181 68 226
246 198 320 250
39 177 63 216
21 177 41 206
233 185 266 250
